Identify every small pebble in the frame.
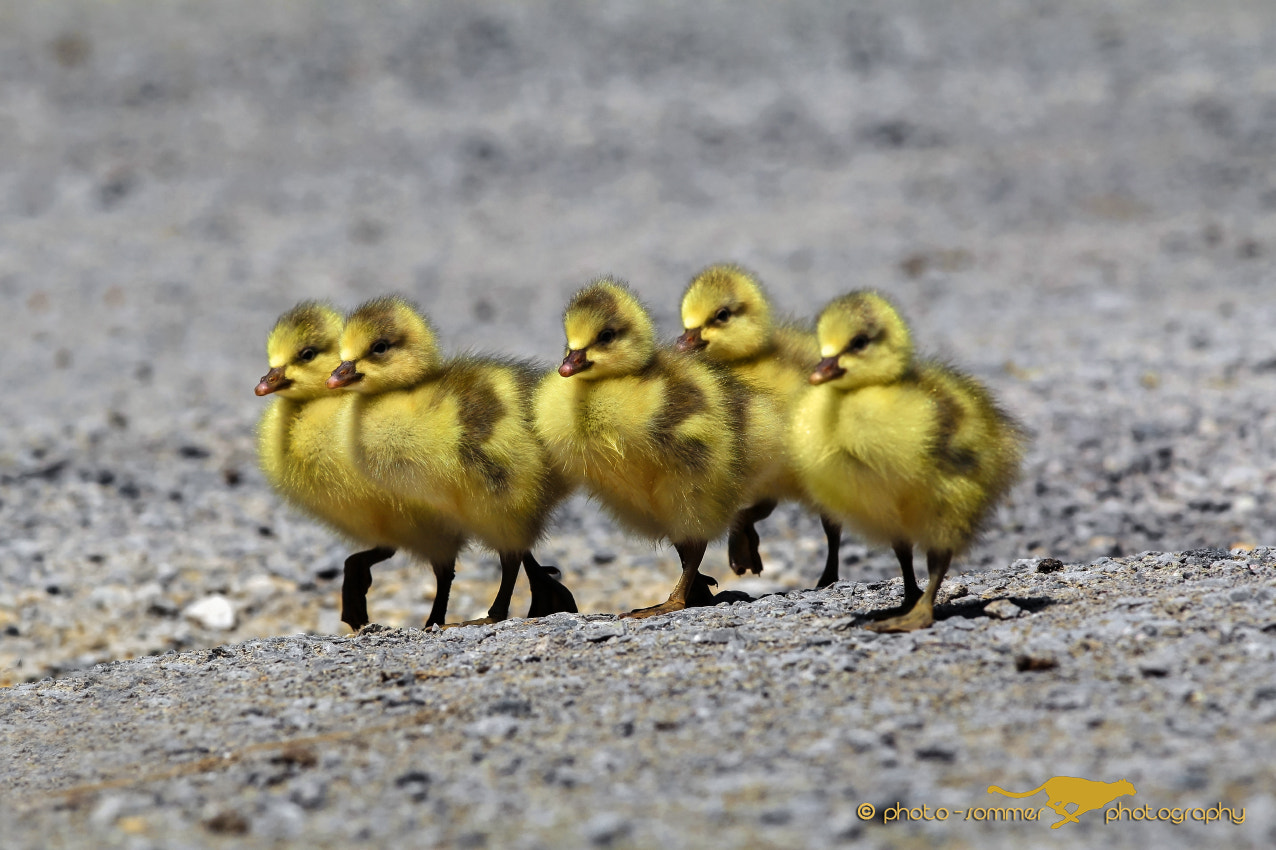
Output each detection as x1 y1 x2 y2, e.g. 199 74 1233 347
984 599 1023 619
182 595 237 631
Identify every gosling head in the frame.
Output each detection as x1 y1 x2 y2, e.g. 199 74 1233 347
256 301 345 401
558 278 656 381
676 264 774 362
328 295 442 394
810 291 914 390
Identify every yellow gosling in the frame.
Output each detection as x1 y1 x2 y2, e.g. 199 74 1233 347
792 291 1026 631
534 278 785 619
677 263 844 587
255 301 465 630
328 296 576 625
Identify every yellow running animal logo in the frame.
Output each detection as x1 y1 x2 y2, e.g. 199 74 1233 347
988 777 1137 828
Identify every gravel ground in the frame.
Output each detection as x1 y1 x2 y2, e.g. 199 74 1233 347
4 549 1275 849
1 0 1274 847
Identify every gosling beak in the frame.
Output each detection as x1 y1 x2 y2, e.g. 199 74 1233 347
809 356 846 385
675 327 707 353
255 366 291 396
559 349 591 377
327 360 362 389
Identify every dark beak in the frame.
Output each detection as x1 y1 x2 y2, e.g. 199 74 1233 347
327 360 362 389
809 357 846 385
559 349 591 377
675 327 707 353
255 366 291 396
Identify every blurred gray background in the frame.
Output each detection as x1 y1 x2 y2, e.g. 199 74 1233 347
1 0 1274 682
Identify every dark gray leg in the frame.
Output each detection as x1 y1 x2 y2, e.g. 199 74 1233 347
815 515 843 588
341 546 395 631
727 500 776 575
892 541 923 610
425 559 457 627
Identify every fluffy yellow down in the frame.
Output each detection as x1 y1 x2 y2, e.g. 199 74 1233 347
335 296 568 554
256 302 464 564
678 263 821 505
535 278 784 543
791 291 1025 555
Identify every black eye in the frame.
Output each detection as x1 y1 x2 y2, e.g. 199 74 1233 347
371 339 391 355
847 334 871 353
298 347 318 363
715 308 731 324
597 328 616 345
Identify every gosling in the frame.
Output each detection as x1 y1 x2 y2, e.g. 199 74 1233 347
328 296 576 625
255 301 465 631
677 263 845 587
535 278 785 618
791 291 1026 631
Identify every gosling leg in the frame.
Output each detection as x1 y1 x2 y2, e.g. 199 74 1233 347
524 552 578 618
460 551 522 626
425 559 457 628
867 549 953 632
815 515 843 589
341 546 395 632
891 541 923 610
727 500 776 575
621 540 709 619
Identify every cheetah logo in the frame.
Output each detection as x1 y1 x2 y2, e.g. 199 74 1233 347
988 777 1137 828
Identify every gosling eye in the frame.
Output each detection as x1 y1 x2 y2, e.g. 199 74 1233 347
370 339 391 356
846 334 871 354
596 328 616 345
298 347 318 363
714 307 731 324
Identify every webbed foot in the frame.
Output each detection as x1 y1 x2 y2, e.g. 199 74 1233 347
435 613 507 630
619 598 687 620
622 541 712 620
524 557 578 618
685 572 719 607
865 602 935 633
460 615 503 626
